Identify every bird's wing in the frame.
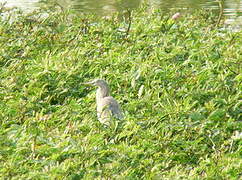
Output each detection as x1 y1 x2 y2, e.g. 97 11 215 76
101 96 123 119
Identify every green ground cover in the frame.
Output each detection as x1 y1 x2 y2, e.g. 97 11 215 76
0 4 241 179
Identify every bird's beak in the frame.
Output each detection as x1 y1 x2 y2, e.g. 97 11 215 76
81 81 94 86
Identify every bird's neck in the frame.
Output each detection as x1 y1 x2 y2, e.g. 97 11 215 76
96 86 110 101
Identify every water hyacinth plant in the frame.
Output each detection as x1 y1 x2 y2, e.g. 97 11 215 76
0 3 241 179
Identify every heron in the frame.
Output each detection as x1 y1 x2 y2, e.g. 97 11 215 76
83 79 123 126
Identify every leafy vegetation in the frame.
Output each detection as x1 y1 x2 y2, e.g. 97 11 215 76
0 4 241 179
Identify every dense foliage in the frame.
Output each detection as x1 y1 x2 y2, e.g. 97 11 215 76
0 4 241 179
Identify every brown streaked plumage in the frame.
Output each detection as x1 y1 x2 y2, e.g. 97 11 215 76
83 79 123 125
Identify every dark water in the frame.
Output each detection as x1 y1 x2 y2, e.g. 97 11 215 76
1 0 242 26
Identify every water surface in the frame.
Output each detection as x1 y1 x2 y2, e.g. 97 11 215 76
0 0 241 26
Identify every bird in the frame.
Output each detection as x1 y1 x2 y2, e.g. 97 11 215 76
83 79 123 126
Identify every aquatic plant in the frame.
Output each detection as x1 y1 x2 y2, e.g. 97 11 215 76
0 4 241 179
